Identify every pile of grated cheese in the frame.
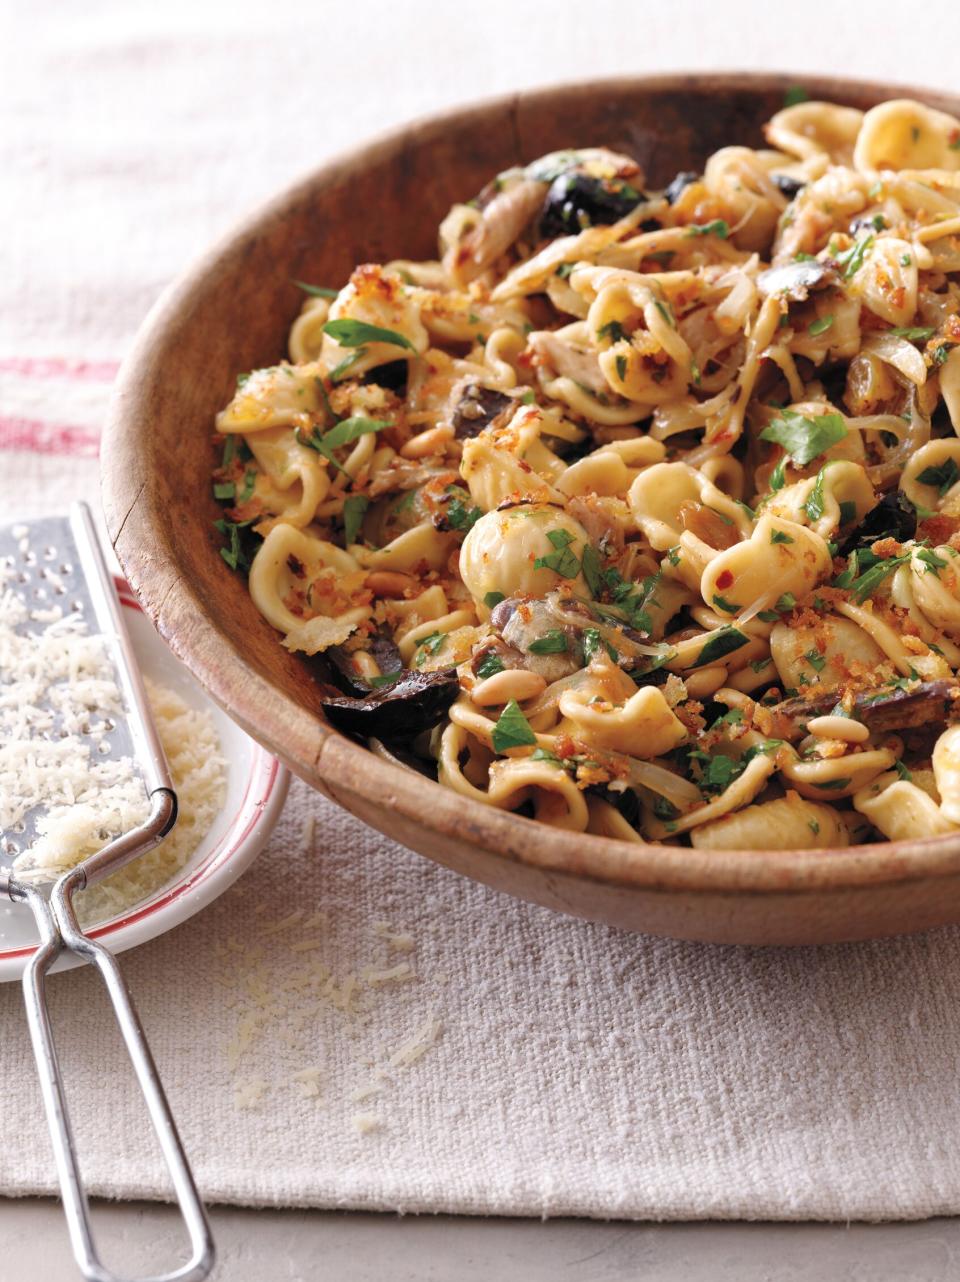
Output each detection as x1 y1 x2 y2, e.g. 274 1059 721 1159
0 576 226 922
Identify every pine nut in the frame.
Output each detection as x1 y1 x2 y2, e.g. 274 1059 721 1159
807 715 870 744
400 424 454 459
365 570 418 597
471 669 547 707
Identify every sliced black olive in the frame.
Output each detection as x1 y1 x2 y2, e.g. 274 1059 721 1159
777 680 960 735
319 669 460 739
772 174 806 199
325 628 404 695
363 359 408 395
837 491 917 557
539 173 646 239
663 171 699 204
757 259 840 301
451 384 514 439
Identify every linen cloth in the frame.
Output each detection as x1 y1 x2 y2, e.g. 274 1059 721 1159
3 0 960 1222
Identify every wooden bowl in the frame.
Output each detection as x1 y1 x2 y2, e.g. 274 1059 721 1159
102 72 960 946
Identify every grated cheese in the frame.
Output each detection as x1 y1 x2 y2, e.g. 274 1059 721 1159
360 962 415 987
0 578 226 922
351 1112 381 1135
388 1015 443 1068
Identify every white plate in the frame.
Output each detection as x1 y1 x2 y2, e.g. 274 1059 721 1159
0 580 290 981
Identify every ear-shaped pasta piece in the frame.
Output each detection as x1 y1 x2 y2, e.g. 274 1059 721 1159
770 615 886 693
556 450 632 498
460 405 566 510
587 280 695 403
248 523 371 654
854 774 958 841
486 757 590 831
764 461 874 541
437 722 497 806
933 725 960 825
690 795 849 850
246 427 330 528
321 265 429 380
765 101 864 164
908 543 960 641
848 238 919 327
939 347 960 436
356 522 458 574
557 685 687 758
781 749 896 801
459 504 593 603
902 440 960 515
700 514 830 616
853 99 960 174
629 462 751 551
644 755 777 839
216 362 326 434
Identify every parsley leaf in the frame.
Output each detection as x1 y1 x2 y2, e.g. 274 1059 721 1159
322 319 416 351
580 544 603 596
917 547 948 575
213 518 255 571
808 314 834 336
889 326 936 341
414 632 447 665
685 219 730 238
491 699 537 753
531 746 564 766
213 480 236 501
476 650 505 679
342 495 369 545
770 530 794 545
691 627 748 668
615 354 627 381
693 751 745 796
484 590 505 609
712 594 741 614
534 528 581 578
805 649 826 672
783 85 808 107
293 280 339 298
760 409 847 466
804 466 827 522
583 627 617 663
445 486 483 533
597 320 627 343
849 553 911 603
835 233 875 279
769 457 786 492
916 458 960 496
528 630 568 654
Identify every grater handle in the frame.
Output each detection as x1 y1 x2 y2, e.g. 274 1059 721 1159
14 834 215 1282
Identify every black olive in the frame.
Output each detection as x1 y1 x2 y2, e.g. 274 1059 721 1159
362 359 407 395
772 173 806 199
319 669 460 739
451 384 514 439
322 628 404 696
663 171 699 204
836 491 917 557
539 173 646 239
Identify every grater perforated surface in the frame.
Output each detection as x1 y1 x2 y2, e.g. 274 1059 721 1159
0 513 143 868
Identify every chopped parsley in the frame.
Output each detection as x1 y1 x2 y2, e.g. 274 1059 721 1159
760 409 847 466
838 500 857 526
770 529 794 545
583 627 617 663
297 416 392 475
520 390 536 405
805 649 826 673
292 280 339 298
834 233 875 279
213 518 255 571
528 630 568 654
691 626 749 668
712 594 741 614
808 314 834 336
483 590 506 609
846 552 911 603
685 219 729 238
445 486 483 533
889 326 936 341
917 547 948 575
476 651 506 679
533 528 581 579
555 262 576 279
804 466 827 522
342 495 369 544
894 759 913 781
491 699 537 753
615 354 628 381
414 632 447 665
815 778 852 791
531 746 564 766
916 458 960 496
322 318 415 351
597 320 627 343
690 749 745 796
213 481 236 501
769 457 786 492
783 85 809 107
653 299 676 329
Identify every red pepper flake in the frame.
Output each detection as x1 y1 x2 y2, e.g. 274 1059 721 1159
716 569 734 591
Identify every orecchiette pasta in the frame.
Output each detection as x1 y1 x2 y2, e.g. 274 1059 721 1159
212 96 960 852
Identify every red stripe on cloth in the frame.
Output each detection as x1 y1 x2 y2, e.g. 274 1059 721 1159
0 415 100 457
0 356 120 381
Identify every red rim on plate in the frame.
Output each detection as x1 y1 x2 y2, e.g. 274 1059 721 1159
0 581 284 963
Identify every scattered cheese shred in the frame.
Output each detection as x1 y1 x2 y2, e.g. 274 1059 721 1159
361 963 416 987
351 1112 381 1135
388 1015 443 1068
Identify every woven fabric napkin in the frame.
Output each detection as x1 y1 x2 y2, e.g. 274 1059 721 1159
4 0 960 1222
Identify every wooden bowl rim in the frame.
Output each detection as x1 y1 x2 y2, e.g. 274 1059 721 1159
103 69 960 902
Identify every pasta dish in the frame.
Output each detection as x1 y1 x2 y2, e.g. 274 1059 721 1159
211 95 960 851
